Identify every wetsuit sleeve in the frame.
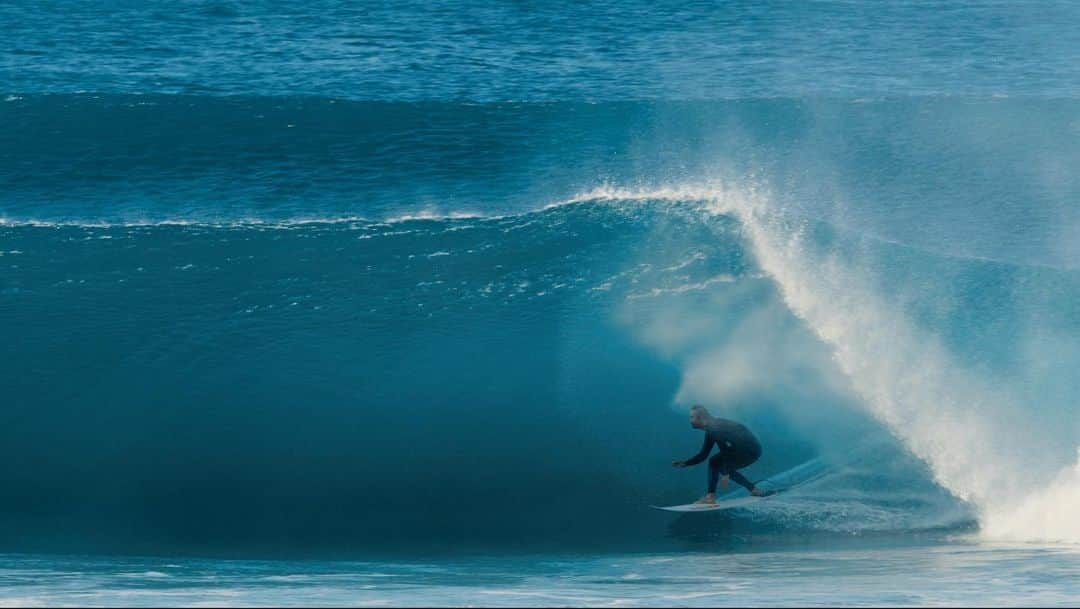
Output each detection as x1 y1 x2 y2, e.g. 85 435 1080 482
683 435 713 466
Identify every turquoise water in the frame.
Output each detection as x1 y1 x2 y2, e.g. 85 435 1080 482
3 0 1080 605
3 542 1079 607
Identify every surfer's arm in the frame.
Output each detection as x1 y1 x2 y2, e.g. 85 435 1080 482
681 437 713 466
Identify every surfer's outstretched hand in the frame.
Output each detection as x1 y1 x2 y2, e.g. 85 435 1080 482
672 460 687 468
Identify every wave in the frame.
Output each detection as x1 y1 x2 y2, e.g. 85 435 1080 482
3 94 1080 552
8 187 1077 556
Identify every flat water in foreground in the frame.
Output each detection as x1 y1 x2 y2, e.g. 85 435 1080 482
3 540 1077 607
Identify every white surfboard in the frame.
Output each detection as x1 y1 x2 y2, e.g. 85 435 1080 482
651 492 777 512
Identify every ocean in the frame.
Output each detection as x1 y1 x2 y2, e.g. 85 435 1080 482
2 1 1079 605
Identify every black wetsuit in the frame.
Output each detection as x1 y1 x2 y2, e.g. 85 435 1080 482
684 418 762 493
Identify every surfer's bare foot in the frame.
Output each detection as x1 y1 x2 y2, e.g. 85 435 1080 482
750 487 774 497
693 493 717 505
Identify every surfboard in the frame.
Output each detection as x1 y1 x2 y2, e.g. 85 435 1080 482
651 490 779 512
652 457 829 513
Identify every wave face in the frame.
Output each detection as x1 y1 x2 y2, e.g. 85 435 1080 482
1 200 975 556
3 1 1080 556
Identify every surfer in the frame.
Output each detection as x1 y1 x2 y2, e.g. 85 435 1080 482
672 405 771 504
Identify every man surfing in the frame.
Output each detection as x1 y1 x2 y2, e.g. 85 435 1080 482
672 404 773 504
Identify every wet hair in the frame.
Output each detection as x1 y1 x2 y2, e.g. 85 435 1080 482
690 404 710 417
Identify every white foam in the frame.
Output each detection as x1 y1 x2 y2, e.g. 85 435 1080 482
983 448 1080 543
625 274 738 300
0 210 485 230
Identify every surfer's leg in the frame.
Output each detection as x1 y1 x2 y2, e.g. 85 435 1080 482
729 470 756 492
691 455 724 504
725 444 763 494
707 453 724 493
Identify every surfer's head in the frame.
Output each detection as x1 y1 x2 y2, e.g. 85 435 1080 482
689 404 711 429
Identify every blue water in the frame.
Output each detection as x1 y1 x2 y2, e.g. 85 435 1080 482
3 1 1080 605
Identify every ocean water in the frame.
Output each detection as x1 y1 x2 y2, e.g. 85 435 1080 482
3 543 1079 607
3 1 1080 605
